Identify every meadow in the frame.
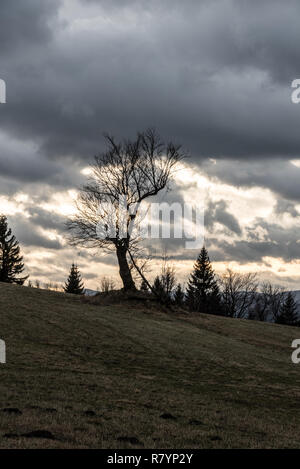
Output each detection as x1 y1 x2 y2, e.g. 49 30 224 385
0 282 300 448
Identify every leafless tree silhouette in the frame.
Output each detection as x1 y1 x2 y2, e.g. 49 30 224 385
251 282 285 322
98 276 116 293
67 129 186 291
220 268 258 318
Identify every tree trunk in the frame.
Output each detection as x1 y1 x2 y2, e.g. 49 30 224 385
127 249 164 302
116 246 136 291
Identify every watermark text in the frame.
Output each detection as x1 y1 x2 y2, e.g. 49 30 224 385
0 79 6 104
291 339 300 364
291 79 300 103
0 339 6 364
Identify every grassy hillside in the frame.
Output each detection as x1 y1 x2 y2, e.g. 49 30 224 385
0 282 300 449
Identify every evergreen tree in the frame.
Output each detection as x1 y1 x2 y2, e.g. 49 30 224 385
276 292 299 326
186 246 221 314
153 275 164 297
140 278 149 292
0 215 28 285
174 283 185 306
64 263 84 294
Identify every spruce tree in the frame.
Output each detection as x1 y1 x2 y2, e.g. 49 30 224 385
153 275 164 297
0 215 28 285
186 246 221 314
64 263 84 295
174 283 185 306
276 292 299 326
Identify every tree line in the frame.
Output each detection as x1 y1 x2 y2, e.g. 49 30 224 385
0 213 299 327
0 129 299 327
146 246 299 327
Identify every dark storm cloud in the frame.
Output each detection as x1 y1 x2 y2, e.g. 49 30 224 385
202 159 300 202
162 212 300 265
0 0 60 56
0 131 85 192
27 207 67 233
218 238 300 264
1 0 300 267
9 214 63 250
206 216 300 264
205 199 242 235
2 0 300 177
81 0 300 85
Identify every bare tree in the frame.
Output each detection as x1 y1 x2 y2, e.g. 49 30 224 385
99 276 116 293
152 252 177 304
160 253 176 298
220 268 258 318
250 291 269 322
67 129 185 291
264 283 286 322
250 282 286 322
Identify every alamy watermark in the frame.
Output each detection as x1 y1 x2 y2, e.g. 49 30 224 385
291 79 300 103
0 339 6 364
0 82 6 362
291 339 300 364
95 196 205 249
0 79 6 104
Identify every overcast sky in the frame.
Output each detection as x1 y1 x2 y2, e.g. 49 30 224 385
1 0 300 289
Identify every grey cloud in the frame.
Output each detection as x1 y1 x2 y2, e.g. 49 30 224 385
83 272 98 280
9 215 63 250
202 159 300 202
0 0 61 56
205 199 242 235
206 215 300 264
0 132 85 190
144 211 300 265
1 0 300 174
2 0 300 274
27 207 67 233
274 199 299 218
258 272 300 289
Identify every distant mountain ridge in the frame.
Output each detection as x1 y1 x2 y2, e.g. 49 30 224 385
84 288 98 297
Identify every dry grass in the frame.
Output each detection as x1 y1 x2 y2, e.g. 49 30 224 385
0 282 300 448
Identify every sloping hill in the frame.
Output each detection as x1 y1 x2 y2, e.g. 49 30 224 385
0 282 300 449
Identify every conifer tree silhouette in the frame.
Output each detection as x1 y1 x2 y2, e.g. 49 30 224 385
0 215 28 285
174 283 185 306
276 292 299 326
64 263 84 295
186 246 221 314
